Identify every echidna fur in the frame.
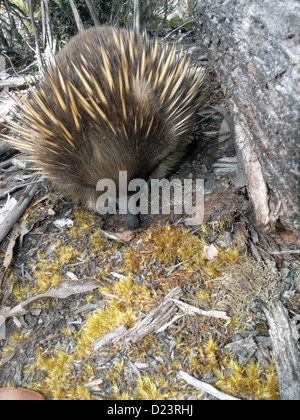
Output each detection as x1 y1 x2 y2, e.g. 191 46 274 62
2 26 208 228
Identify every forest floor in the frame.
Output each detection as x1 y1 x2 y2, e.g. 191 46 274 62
0 26 299 400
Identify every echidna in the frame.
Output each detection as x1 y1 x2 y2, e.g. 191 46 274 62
2 26 208 228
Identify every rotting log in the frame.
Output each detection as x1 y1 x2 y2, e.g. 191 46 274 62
192 0 300 239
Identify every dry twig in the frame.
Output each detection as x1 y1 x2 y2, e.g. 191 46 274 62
179 370 240 400
93 288 231 352
0 182 39 243
172 298 231 320
0 279 102 339
93 287 183 351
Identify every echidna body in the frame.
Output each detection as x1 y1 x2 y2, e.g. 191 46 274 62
3 26 208 227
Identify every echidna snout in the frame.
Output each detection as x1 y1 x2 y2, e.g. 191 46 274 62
2 26 208 228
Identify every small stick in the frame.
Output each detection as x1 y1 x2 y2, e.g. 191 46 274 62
93 287 183 351
172 298 231 320
0 183 39 243
0 179 42 199
160 21 194 43
179 370 240 400
0 158 15 169
269 250 300 255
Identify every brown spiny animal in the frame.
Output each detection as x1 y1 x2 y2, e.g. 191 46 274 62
2 26 208 228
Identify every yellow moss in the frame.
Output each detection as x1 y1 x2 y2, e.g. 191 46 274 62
135 375 168 400
76 305 136 357
204 336 219 369
10 240 86 302
217 360 280 400
62 327 73 336
111 383 132 400
25 276 158 399
134 373 204 400
31 266 61 294
175 336 279 400
195 289 211 304
264 362 280 400
13 282 32 303
77 277 158 357
105 368 123 383
90 230 107 251
10 332 29 346
68 209 100 238
53 244 81 266
202 210 246 236
100 276 156 313
123 224 206 272
27 348 92 400
3 218 282 400
122 224 244 288
0 333 30 369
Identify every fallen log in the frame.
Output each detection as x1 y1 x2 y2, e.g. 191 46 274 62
263 300 300 400
192 0 300 239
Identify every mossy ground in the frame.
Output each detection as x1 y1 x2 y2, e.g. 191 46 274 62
0 200 282 400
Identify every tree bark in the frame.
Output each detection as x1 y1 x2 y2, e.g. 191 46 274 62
69 0 85 33
134 0 141 34
27 0 43 71
192 0 300 239
41 0 55 53
3 0 24 46
263 301 300 400
85 0 101 27
163 0 168 23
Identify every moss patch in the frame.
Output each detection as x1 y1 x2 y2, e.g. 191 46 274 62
1 211 282 400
